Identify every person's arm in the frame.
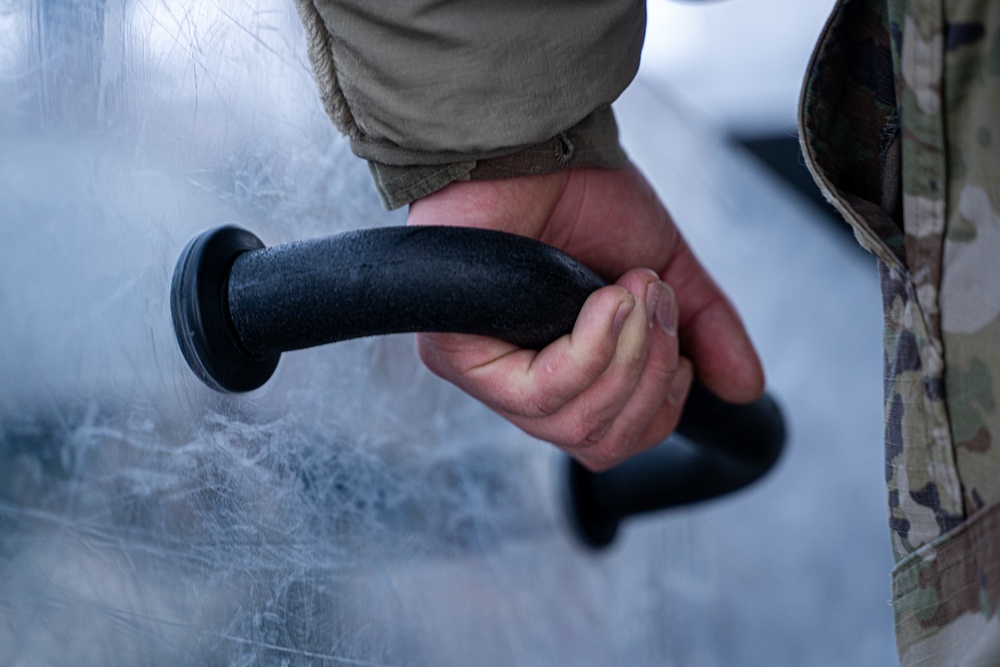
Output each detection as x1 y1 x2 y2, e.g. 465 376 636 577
294 0 764 471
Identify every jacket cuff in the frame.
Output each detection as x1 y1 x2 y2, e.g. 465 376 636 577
368 107 629 210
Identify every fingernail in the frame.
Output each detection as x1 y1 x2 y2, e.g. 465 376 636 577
646 281 677 335
655 282 678 336
612 296 634 334
644 282 660 328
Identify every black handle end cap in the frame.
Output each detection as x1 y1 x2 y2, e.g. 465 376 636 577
170 225 279 393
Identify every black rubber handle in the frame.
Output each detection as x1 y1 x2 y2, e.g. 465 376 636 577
170 225 784 548
563 379 784 547
170 225 606 392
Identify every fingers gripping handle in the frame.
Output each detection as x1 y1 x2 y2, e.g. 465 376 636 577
170 225 785 548
170 225 605 391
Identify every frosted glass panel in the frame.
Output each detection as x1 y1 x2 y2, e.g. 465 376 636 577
0 2 895 665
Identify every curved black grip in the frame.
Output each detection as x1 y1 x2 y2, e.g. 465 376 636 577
170 225 785 548
170 225 605 391
564 380 784 548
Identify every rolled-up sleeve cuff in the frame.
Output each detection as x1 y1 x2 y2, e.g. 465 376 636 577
368 107 629 210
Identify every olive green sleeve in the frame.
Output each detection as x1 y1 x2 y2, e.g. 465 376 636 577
294 0 643 209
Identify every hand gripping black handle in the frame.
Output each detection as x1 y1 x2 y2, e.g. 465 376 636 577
170 225 784 548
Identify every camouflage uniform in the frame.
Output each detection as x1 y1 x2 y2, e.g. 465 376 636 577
800 0 1000 663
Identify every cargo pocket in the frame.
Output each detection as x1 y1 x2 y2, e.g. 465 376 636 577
892 499 1000 667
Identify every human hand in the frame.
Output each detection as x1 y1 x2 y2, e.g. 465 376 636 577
407 163 764 471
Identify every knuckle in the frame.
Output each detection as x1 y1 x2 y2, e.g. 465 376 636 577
525 394 563 418
494 384 564 420
565 415 615 451
580 348 615 381
490 388 534 418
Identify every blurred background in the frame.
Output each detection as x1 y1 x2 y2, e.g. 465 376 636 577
644 0 844 221
0 1 896 665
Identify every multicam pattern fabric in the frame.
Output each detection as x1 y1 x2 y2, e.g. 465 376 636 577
801 0 1000 662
